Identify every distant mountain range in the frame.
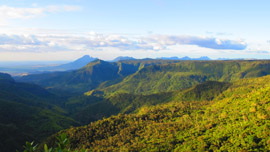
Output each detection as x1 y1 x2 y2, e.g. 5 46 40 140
0 55 264 76
111 56 136 62
156 56 211 60
110 56 261 61
111 56 212 61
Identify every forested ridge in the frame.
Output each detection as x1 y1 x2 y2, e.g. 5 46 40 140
101 60 270 95
16 60 270 94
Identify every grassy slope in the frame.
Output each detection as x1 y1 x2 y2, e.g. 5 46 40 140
46 75 270 151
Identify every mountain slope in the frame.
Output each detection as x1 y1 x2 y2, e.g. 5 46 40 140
45 75 270 151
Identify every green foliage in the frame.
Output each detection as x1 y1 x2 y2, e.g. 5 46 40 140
67 80 227 125
23 142 37 152
44 75 270 151
67 80 230 126
172 81 231 101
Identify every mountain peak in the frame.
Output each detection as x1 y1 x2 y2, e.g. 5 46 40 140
156 56 211 60
46 55 97 71
77 55 91 60
73 55 96 63
198 56 211 60
92 59 105 63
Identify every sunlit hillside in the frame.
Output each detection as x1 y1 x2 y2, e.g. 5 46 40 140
42 75 270 151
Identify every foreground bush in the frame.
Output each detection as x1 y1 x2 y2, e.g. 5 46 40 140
22 133 87 152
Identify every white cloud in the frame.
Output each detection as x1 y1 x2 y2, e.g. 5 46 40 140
62 5 81 12
0 34 43 45
0 33 249 54
0 5 43 19
143 35 247 50
46 5 81 13
0 5 81 21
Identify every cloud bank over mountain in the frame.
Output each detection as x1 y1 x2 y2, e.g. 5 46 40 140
0 33 248 53
143 35 247 50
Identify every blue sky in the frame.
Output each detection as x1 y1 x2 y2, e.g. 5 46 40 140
0 0 269 61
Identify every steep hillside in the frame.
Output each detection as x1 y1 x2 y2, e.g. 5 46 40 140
102 60 270 95
45 75 270 151
0 73 79 152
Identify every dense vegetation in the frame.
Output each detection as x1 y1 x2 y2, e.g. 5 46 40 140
66 80 230 124
44 75 270 151
1 59 270 151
